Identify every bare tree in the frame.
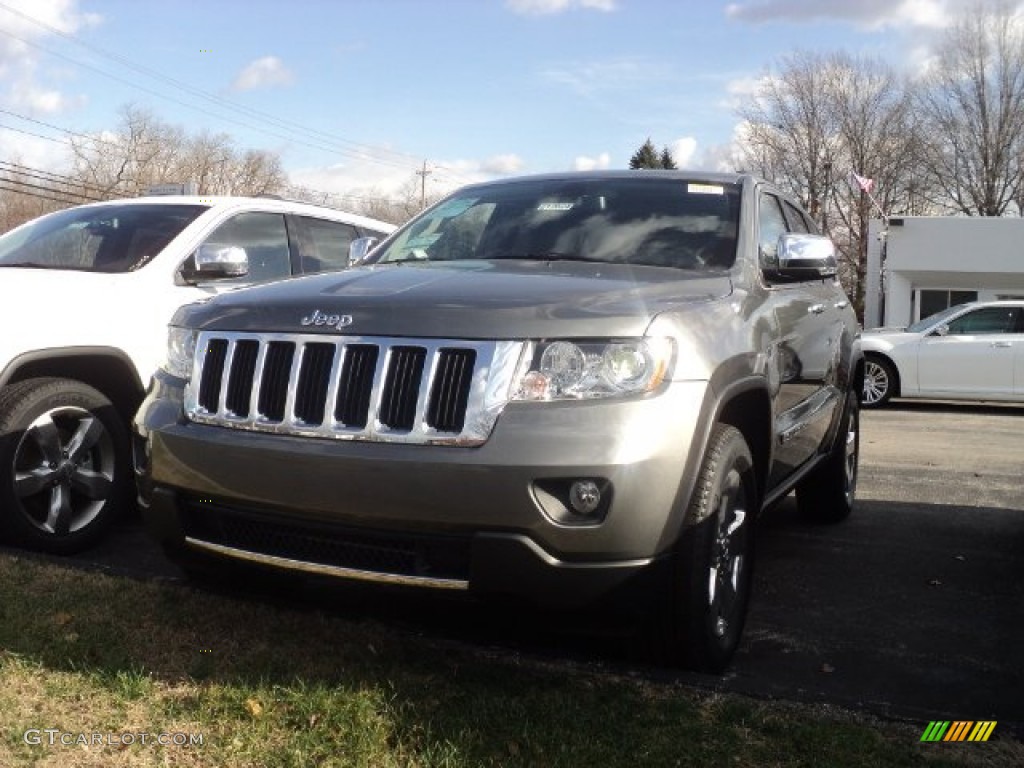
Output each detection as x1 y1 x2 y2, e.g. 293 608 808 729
824 53 925 313
69 104 287 198
737 51 839 218
737 52 931 316
916 1 1024 216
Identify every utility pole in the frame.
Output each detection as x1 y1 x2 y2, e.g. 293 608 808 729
415 160 432 210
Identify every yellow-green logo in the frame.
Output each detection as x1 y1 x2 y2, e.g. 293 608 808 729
920 721 997 742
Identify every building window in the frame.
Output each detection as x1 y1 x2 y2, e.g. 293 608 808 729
916 289 978 321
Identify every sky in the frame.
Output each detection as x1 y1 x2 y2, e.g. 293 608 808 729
0 0 1019 206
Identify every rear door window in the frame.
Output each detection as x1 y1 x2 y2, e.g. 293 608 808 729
294 216 360 274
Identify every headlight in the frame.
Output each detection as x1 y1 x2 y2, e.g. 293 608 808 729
513 338 674 401
162 326 197 379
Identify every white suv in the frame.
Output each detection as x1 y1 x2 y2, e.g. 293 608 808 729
0 195 395 553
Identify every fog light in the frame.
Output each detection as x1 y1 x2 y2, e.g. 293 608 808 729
569 480 602 515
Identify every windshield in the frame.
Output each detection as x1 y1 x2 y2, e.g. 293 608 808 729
906 303 967 333
0 203 206 273
369 177 741 271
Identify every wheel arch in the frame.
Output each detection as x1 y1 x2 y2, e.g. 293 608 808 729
712 379 772 508
864 350 901 398
0 348 146 427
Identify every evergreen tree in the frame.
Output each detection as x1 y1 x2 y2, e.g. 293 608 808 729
629 138 661 169
629 138 677 169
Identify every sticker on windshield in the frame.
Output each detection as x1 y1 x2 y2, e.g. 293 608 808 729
537 202 575 211
405 234 441 249
687 183 725 196
431 198 477 219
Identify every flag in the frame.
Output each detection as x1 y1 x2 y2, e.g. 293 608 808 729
852 172 874 194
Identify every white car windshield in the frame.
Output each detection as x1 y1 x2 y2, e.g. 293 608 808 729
906 304 967 333
0 204 206 273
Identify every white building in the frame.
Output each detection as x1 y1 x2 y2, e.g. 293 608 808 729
865 216 1024 329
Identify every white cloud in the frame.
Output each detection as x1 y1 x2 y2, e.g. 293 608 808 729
231 56 294 92
669 137 698 168
7 78 84 115
287 150 526 205
506 0 616 15
905 43 941 79
717 75 767 111
725 0 961 30
0 0 97 117
573 152 611 171
480 153 524 174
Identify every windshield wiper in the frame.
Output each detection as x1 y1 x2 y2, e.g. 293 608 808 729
0 261 73 270
489 251 608 264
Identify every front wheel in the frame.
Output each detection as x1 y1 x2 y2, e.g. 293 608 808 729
796 390 859 524
0 378 131 554
862 356 896 407
651 423 757 673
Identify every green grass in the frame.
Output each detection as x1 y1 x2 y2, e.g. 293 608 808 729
0 553 1017 767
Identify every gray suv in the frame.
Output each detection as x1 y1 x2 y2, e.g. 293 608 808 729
135 172 862 672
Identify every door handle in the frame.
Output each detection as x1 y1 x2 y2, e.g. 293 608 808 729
834 300 848 309
808 304 826 315
990 340 1012 348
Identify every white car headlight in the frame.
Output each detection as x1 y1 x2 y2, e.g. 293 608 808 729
514 338 674 401
162 326 197 380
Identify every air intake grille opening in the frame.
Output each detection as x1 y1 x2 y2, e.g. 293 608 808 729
226 340 259 417
258 342 295 421
182 499 471 581
295 343 335 425
428 348 476 432
379 346 427 430
335 345 379 427
198 339 228 412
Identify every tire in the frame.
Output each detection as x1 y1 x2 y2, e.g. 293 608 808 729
0 377 132 554
862 355 896 407
652 423 757 673
796 390 859 524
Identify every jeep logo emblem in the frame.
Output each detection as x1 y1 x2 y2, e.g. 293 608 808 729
301 309 353 331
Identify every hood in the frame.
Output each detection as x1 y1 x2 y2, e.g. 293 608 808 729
864 325 907 334
860 326 921 351
177 260 733 339
0 267 123 316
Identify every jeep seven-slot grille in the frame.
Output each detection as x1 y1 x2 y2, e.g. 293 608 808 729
185 331 504 445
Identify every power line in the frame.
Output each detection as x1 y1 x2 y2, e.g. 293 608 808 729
0 2 475 184
0 159 112 197
0 148 421 213
0 26 418 172
0 181 97 208
0 175 100 203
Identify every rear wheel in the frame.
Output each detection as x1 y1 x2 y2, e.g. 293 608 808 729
0 378 131 554
651 423 757 673
796 390 859 524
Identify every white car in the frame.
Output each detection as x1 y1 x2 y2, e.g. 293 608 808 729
861 300 1024 407
0 196 395 554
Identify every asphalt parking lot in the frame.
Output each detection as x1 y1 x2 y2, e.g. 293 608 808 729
735 402 1023 737
24 400 1024 738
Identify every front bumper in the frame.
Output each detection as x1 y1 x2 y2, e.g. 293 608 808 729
135 371 712 607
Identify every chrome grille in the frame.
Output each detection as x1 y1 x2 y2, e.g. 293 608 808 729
185 331 525 446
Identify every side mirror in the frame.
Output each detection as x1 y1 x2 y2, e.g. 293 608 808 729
348 236 380 266
765 233 837 281
932 324 950 337
195 244 249 278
